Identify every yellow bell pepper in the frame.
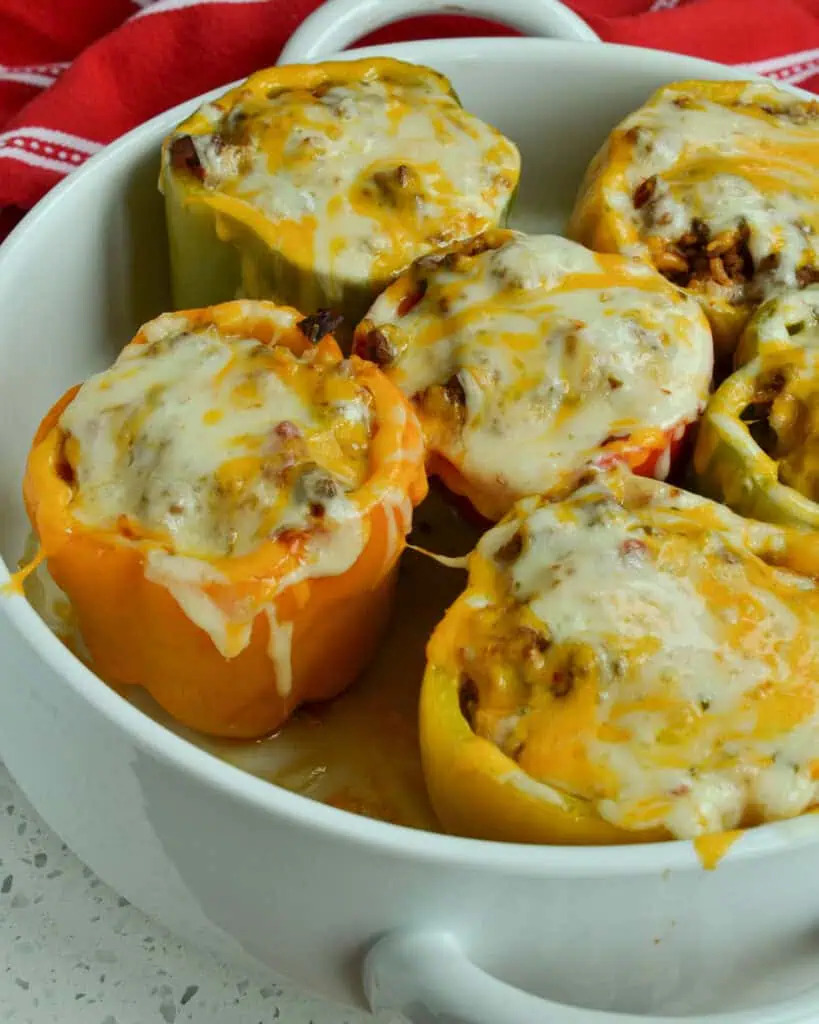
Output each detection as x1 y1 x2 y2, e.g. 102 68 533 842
160 58 520 341
24 300 427 739
420 663 645 845
567 80 819 363
420 468 819 845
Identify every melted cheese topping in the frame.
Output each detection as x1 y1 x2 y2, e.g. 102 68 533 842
170 60 519 286
580 81 819 305
437 472 819 839
738 284 819 365
357 232 712 514
60 316 373 560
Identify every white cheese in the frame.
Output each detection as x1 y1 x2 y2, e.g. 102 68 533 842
476 475 819 838
606 82 819 299
366 233 712 503
188 72 520 284
749 284 819 355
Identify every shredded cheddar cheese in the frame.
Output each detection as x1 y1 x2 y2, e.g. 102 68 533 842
52 302 382 669
693 829 743 870
60 311 373 559
163 59 520 294
355 231 713 520
428 470 819 840
694 344 819 532
569 80 819 353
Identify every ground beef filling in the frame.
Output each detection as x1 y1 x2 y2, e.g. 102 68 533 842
632 181 819 304
635 198 756 297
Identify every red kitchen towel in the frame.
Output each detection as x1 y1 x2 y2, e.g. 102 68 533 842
1 0 818 239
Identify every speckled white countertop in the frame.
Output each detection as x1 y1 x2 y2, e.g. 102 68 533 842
0 762 398 1024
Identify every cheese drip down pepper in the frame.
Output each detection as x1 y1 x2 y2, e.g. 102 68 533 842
421 469 819 845
353 230 713 522
160 58 520 340
693 342 819 530
568 80 819 362
23 300 427 739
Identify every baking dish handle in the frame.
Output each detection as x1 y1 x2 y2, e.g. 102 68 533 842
278 0 600 65
364 930 819 1024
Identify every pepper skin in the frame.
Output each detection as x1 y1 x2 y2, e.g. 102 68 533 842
693 346 819 530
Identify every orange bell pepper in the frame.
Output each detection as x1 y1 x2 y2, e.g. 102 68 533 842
24 300 427 739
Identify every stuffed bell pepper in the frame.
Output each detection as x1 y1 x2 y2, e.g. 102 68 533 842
568 80 819 362
353 230 713 522
160 58 520 339
23 300 427 738
693 340 819 530
421 468 819 845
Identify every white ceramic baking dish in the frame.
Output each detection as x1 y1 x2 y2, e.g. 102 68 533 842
2 1 819 1021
